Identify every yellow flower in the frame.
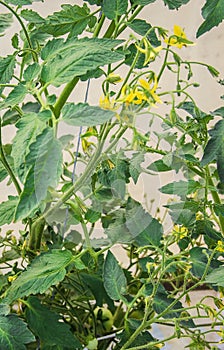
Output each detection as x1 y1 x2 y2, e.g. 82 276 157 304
165 25 195 49
172 224 188 239
216 240 224 253
135 37 162 65
99 96 115 110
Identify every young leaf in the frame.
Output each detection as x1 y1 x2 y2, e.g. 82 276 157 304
0 13 13 35
0 55 16 85
25 296 82 349
41 37 124 86
197 0 224 37
0 196 18 226
163 0 190 10
62 102 115 126
5 249 73 303
39 4 92 37
103 251 127 301
102 0 128 20
11 113 47 180
0 314 35 350
14 128 63 221
159 180 201 197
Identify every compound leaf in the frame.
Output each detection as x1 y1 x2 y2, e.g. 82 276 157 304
41 37 124 86
0 55 16 85
5 249 73 303
205 266 224 287
0 13 13 35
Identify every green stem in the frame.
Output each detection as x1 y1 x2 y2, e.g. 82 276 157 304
157 46 169 82
0 118 21 195
93 12 106 37
0 0 37 62
53 77 79 119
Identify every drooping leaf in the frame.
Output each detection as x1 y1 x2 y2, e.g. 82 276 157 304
197 0 224 37
103 251 127 301
25 296 82 349
205 266 224 287
0 84 27 109
0 13 13 35
102 0 128 20
159 180 201 197
163 0 190 10
11 113 47 180
41 37 124 86
0 55 16 85
0 196 18 226
0 314 35 350
14 128 63 221
39 4 92 37
5 249 73 303
129 152 145 184
62 102 115 126
201 119 224 182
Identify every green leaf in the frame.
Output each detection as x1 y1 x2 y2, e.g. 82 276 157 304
0 160 8 182
132 0 156 5
129 152 145 184
41 37 124 86
20 9 45 24
147 159 172 172
163 0 190 10
201 119 224 182
189 247 220 278
0 304 10 316
0 84 27 109
0 55 16 85
205 266 224 287
5 249 73 303
134 215 163 247
25 296 82 349
0 314 35 350
11 113 47 180
0 13 13 35
128 19 152 36
23 62 41 81
3 0 42 5
197 0 224 37
103 251 127 301
62 102 115 126
0 196 18 226
14 128 63 221
159 180 201 197
102 0 128 20
39 4 92 37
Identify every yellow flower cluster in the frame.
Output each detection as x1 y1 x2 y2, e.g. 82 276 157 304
216 240 224 253
119 77 162 107
172 224 188 239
